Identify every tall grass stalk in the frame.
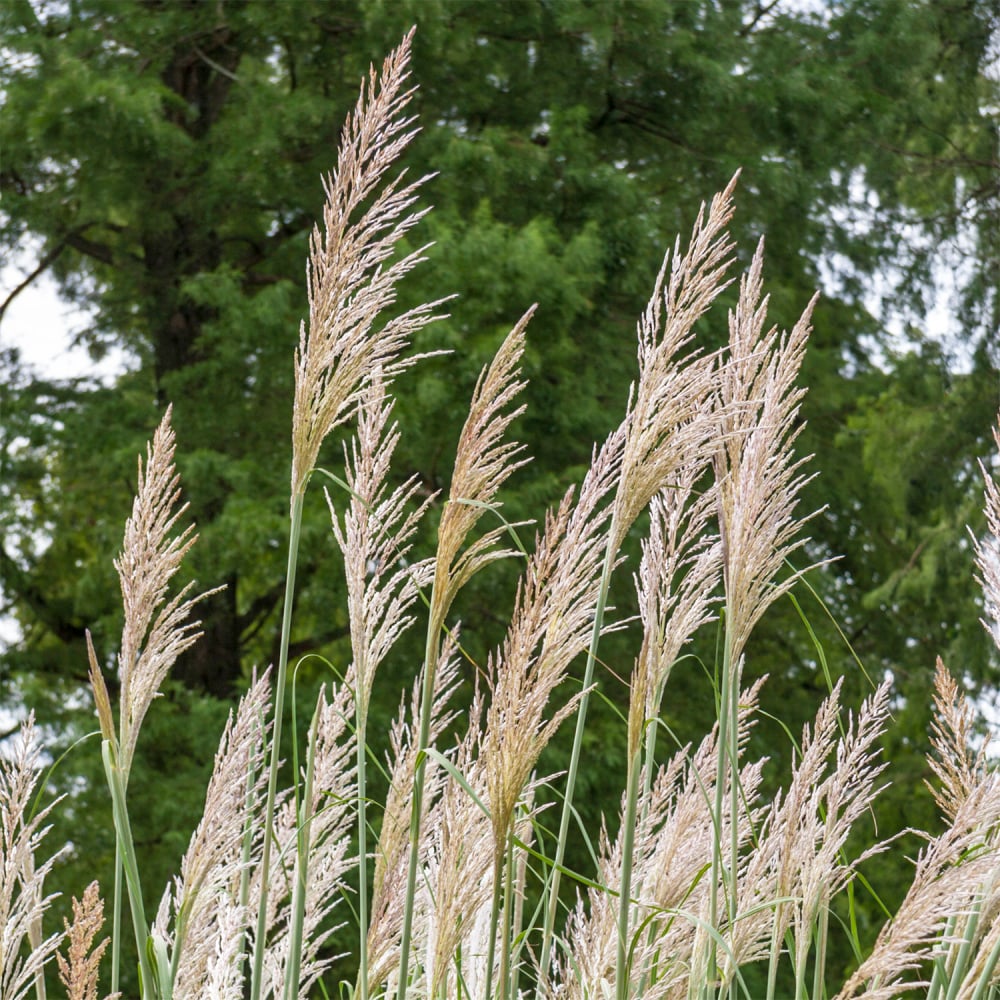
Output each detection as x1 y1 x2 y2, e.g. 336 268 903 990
540 528 618 985
101 742 154 993
282 698 319 1000
398 315 530 998
616 743 643 1000
396 579 448 1000
251 490 304 1000
707 626 738 1000
109 842 122 997
542 176 738 985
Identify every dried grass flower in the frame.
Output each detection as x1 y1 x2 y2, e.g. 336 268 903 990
0 715 64 1000
57 881 117 1000
557 682 765 1000
628 475 722 760
973 418 1000 649
483 426 623 855
714 239 821 660
834 664 1000 1000
88 406 218 777
291 29 446 498
328 375 436 720
366 630 463 996
430 311 534 636
153 671 272 998
611 177 739 550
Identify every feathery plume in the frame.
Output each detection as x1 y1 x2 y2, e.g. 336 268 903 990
628 475 722 760
153 672 272 998
612 176 739 549
557 683 765 1000
708 234 819 981
483 427 623 857
199 897 247 1000
714 239 820 658
0 715 64 1000
328 375 436 719
833 788 1000 999
974 418 1000 649
290 28 445 498
261 32 447 996
57 882 116 1000
742 680 892 989
834 665 1000 1000
100 406 217 776
927 658 989 824
924 661 1000 1000
423 694 494 999
327 374 436 1000
616 474 720 1000
393 314 534 992
430 309 534 634
541 179 740 987
366 631 463 995
257 682 357 999
428 744 541 1000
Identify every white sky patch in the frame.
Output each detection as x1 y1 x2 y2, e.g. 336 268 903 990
0 257 130 665
1 260 126 383
813 167 985 373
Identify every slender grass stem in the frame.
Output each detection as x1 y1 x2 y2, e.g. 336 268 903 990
725 626 742 1000
251 490 305 1000
617 747 643 1000
794 925 811 1000
765 910 782 1000
632 707 663 997
811 903 829 1000
944 896 983 1000
397 581 445 1000
928 914 957 1000
102 740 156 997
539 528 618 983
482 853 504 1000
283 702 318 1000
499 830 516 1000
642 715 658 820
708 623 737 1000
356 714 370 1000
509 819 529 1000
169 897 190 987
111 842 123 997
969 931 1000 1000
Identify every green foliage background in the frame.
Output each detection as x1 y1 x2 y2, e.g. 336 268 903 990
1 0 998 993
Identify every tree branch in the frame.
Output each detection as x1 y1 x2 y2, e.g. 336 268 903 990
63 228 115 265
739 0 784 38
0 238 68 326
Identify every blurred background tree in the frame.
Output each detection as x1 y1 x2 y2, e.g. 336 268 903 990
1 0 997 992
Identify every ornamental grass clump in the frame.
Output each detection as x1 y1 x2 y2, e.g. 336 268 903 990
4 30 1000 1000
